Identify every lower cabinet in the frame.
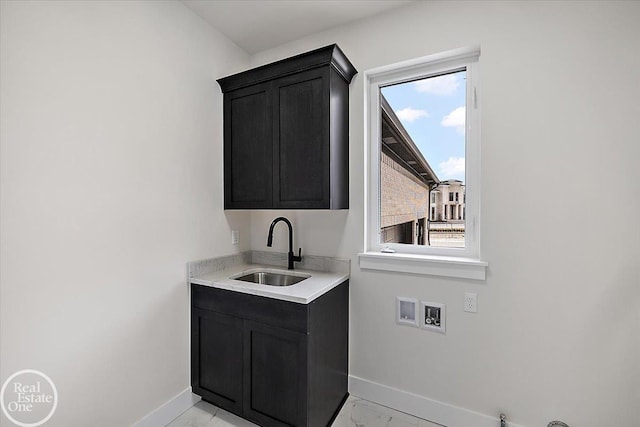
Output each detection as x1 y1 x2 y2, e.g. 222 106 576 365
191 280 349 427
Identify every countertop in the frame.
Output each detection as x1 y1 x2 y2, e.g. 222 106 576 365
190 262 349 304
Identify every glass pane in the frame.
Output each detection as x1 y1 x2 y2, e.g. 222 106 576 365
380 70 466 248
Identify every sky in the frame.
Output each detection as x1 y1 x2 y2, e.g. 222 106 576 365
381 70 466 183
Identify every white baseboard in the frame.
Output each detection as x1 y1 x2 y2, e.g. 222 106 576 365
133 387 200 427
348 376 525 427
132 378 526 427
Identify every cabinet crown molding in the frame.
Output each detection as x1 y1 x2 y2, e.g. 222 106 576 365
218 44 357 93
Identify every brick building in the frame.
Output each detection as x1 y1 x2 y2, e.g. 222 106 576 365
379 95 438 245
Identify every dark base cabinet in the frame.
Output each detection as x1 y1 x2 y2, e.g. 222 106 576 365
191 281 349 427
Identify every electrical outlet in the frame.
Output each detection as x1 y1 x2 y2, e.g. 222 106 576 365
231 230 239 245
464 292 477 313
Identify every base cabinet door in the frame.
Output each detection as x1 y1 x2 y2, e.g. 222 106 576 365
243 321 308 427
191 308 243 414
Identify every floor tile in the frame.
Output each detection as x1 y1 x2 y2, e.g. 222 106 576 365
166 400 218 427
334 397 419 427
166 396 443 427
207 408 260 427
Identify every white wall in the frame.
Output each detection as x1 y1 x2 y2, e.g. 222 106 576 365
0 1 249 426
249 2 640 426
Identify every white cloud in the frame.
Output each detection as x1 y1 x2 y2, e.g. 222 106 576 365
395 107 429 123
439 157 465 179
441 106 466 134
414 74 460 96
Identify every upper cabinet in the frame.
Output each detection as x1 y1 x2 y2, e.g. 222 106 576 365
218 45 357 210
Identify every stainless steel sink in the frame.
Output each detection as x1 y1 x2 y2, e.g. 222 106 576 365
231 270 309 287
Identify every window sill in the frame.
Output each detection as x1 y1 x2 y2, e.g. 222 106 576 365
358 252 488 281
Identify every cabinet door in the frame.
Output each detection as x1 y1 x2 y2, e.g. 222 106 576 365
243 321 308 427
224 83 273 208
273 68 329 209
191 308 243 414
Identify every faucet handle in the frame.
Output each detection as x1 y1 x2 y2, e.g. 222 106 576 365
295 248 302 261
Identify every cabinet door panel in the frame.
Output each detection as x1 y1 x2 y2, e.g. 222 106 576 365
191 308 243 414
244 321 307 427
225 85 272 208
275 69 328 208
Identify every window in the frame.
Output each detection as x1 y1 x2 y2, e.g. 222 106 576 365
361 47 486 280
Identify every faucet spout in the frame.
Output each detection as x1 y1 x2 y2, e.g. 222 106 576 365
266 216 302 270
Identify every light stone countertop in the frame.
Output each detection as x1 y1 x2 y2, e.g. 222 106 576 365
188 251 350 304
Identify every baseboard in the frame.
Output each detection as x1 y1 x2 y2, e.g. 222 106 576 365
348 376 525 427
133 387 200 427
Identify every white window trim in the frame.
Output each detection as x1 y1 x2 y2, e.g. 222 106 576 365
359 46 487 281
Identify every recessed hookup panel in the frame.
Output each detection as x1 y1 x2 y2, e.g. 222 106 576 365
396 297 418 327
421 301 446 334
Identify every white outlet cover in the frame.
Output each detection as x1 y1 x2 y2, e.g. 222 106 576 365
464 292 477 313
396 297 418 327
231 230 239 245
421 301 446 334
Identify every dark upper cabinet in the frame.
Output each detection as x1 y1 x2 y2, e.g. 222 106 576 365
218 44 357 210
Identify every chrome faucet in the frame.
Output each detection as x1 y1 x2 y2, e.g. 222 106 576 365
267 216 302 270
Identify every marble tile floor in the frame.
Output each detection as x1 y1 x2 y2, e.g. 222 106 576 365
166 395 443 427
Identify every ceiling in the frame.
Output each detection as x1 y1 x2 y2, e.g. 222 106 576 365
181 0 415 54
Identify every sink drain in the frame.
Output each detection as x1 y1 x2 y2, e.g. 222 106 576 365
547 422 569 427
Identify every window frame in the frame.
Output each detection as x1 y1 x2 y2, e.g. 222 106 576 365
361 46 486 280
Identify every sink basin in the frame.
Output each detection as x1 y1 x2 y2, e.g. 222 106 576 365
231 270 310 287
